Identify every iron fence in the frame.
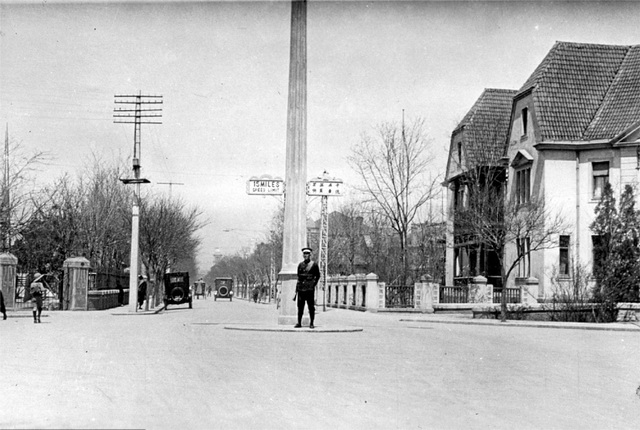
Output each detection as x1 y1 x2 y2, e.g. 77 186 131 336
89 272 129 291
385 285 414 308
440 285 469 303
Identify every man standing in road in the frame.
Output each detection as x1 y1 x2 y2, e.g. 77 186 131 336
295 247 320 329
30 273 45 323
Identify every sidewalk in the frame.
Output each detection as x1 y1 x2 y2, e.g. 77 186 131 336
397 312 640 332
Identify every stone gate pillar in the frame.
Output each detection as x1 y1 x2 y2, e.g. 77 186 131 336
470 275 488 303
0 253 17 310
63 257 90 311
417 275 435 313
363 273 377 310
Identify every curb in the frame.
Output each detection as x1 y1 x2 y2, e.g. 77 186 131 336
400 317 640 332
3 313 50 319
111 306 166 316
223 324 363 333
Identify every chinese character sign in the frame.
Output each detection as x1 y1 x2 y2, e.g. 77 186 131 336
306 179 343 196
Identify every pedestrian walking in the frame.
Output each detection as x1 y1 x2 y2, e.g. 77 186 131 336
117 279 124 306
0 289 7 320
294 247 320 329
137 275 147 310
30 273 45 323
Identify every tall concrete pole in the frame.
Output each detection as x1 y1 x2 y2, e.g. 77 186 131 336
128 202 140 312
279 0 307 325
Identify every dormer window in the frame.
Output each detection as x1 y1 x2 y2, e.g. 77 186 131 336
521 107 529 137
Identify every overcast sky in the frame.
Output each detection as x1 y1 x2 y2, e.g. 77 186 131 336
1 0 639 273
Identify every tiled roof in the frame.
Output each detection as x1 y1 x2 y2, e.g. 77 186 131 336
585 45 640 140
518 41 640 141
454 88 516 167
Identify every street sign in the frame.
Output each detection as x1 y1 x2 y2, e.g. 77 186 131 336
246 175 284 195
306 176 343 196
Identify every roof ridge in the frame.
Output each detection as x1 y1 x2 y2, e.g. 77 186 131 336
554 40 635 49
484 88 517 93
582 45 633 138
453 88 516 134
518 41 562 94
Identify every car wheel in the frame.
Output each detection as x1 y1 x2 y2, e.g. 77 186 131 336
170 286 186 302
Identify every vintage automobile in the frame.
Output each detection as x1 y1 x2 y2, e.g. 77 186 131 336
163 272 192 309
214 277 233 301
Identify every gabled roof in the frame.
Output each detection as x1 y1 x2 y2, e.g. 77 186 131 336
453 88 516 168
510 149 534 168
518 41 640 142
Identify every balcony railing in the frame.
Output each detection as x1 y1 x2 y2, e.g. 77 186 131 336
493 288 521 304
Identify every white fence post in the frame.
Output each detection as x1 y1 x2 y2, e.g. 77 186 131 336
417 275 435 313
364 273 379 311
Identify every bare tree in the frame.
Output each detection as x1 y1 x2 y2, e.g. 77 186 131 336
13 160 132 278
360 204 401 283
327 199 366 275
75 159 132 272
451 118 564 321
138 194 205 308
409 217 446 284
348 116 439 284
1 132 49 251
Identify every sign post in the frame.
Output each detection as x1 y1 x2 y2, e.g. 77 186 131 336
307 172 343 312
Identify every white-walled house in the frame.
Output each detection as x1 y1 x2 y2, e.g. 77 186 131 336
446 41 640 301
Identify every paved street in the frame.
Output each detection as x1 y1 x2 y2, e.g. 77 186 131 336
2 298 640 429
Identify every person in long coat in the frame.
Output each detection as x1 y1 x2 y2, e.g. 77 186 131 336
0 289 6 320
295 247 321 329
137 276 147 310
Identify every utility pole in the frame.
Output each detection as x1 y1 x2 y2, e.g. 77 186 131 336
1 124 10 251
114 92 162 312
319 194 328 309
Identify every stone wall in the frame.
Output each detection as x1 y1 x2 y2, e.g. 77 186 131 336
88 289 130 310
